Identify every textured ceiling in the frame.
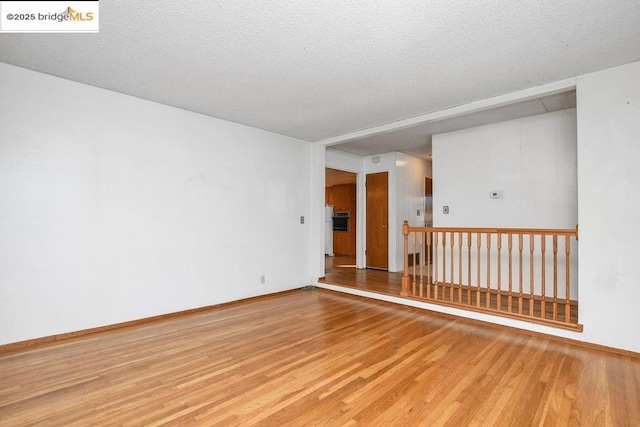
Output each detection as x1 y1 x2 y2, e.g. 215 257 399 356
1 1 639 146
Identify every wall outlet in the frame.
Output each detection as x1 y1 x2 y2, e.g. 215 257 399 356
443 206 449 214
300 216 304 224
260 275 266 284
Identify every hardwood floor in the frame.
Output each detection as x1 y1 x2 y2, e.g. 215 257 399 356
1 289 638 425
323 255 403 295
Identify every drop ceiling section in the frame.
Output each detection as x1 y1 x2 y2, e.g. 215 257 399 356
330 91 576 159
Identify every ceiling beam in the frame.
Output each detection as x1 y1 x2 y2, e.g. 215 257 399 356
318 77 576 147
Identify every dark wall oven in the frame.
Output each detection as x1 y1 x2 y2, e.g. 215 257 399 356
332 212 349 232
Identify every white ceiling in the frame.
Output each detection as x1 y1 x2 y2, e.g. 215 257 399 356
1 1 639 154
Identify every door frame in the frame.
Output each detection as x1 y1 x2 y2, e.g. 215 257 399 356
365 171 389 270
324 167 364 271
362 159 395 271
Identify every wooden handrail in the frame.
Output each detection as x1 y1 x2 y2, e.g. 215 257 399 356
401 221 580 330
403 224 579 236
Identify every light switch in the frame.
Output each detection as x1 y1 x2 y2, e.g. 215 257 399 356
443 206 449 214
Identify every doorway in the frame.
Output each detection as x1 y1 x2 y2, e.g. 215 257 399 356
366 172 389 270
325 168 357 274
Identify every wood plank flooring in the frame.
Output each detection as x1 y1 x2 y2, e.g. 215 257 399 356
322 255 403 295
1 289 639 425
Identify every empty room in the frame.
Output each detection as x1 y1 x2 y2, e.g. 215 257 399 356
1 1 640 425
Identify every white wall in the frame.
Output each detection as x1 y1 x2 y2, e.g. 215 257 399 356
395 152 431 268
577 60 640 353
396 152 431 228
432 110 578 298
0 63 312 345
326 148 362 174
433 109 577 229
310 144 327 281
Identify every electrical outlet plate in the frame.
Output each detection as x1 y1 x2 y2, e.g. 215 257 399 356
260 275 266 284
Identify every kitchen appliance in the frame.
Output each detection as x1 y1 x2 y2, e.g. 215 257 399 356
324 206 334 256
332 211 349 232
